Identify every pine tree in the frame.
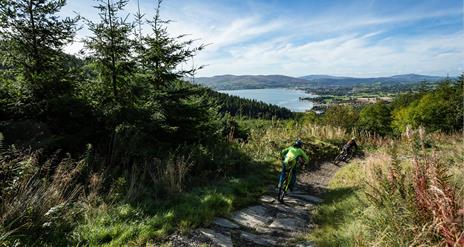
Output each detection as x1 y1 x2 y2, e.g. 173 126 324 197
83 0 134 104
132 0 217 143
137 0 205 88
0 0 78 99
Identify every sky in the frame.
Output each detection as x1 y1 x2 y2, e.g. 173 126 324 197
62 0 463 77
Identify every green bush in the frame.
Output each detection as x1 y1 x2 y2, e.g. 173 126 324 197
356 102 392 136
391 78 463 133
323 105 359 131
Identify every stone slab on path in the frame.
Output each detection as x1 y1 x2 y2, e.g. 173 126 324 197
235 231 278 246
198 228 233 247
289 194 323 204
259 195 275 203
230 205 272 231
214 218 240 229
269 213 306 232
267 201 310 218
282 196 315 208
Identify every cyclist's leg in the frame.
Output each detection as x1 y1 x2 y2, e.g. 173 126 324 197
289 167 297 191
278 162 287 187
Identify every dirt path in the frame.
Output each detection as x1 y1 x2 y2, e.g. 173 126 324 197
165 161 340 247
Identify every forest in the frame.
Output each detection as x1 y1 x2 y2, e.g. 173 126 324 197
205 88 293 119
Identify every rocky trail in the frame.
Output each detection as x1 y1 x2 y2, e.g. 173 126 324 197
166 161 340 247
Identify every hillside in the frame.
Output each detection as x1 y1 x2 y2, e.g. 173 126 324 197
193 74 446 90
299 73 445 87
193 74 311 90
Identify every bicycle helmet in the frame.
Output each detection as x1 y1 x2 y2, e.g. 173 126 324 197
294 139 303 148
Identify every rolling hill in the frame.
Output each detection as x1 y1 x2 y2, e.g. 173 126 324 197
299 73 445 87
192 73 446 90
192 74 310 90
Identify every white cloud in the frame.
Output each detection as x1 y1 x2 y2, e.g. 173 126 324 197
195 31 464 77
60 0 463 77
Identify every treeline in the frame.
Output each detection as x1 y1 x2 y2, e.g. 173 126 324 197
315 76 463 136
205 88 293 119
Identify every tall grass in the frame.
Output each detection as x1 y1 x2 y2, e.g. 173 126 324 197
241 121 344 163
0 149 86 246
310 129 464 246
363 129 464 246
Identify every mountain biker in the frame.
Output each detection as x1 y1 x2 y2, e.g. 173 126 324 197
343 137 358 154
279 139 309 193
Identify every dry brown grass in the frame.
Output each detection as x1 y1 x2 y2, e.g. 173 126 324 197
361 129 464 246
0 149 86 245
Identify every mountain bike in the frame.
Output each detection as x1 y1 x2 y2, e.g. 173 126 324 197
333 147 355 165
277 158 303 203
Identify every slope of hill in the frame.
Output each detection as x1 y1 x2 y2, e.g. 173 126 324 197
300 73 445 87
193 74 446 90
299 75 353 80
192 75 311 90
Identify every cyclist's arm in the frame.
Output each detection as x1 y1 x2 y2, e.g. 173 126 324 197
281 147 290 160
299 149 309 163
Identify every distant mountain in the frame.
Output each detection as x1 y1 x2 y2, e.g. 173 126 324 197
299 75 353 80
192 75 311 90
299 73 445 87
389 74 444 82
192 74 447 90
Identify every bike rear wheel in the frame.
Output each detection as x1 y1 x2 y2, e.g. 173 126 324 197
277 171 292 202
345 149 354 161
333 151 345 165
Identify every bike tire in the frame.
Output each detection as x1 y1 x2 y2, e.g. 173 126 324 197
277 172 291 202
333 152 344 165
277 180 286 202
345 150 354 162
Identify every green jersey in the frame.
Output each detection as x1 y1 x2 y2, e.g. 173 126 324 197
281 146 309 167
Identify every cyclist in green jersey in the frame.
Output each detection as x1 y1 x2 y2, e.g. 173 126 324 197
278 139 309 192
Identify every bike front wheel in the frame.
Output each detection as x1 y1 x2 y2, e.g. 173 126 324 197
277 173 291 202
277 180 286 202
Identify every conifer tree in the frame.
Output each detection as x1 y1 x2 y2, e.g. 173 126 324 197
0 0 78 99
83 0 134 104
137 0 205 88
132 0 218 143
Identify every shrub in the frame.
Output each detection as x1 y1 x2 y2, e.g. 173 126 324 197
356 102 392 136
323 105 359 131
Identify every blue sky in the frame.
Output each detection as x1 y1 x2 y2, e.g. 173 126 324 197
62 0 463 77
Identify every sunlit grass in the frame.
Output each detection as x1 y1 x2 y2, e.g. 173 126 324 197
308 161 369 247
72 165 274 246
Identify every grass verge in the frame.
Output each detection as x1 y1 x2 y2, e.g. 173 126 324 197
72 162 275 246
307 161 369 247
